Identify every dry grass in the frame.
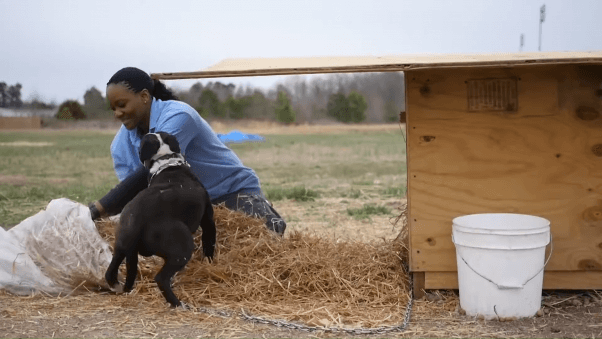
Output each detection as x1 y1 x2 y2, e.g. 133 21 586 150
95 204 411 329
3 209 601 339
276 197 406 242
4 124 600 337
3 287 601 338
210 120 402 135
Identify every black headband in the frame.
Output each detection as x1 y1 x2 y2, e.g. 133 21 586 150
107 67 154 94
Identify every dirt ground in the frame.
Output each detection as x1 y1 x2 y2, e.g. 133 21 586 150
1 122 601 338
1 205 600 339
1 290 602 338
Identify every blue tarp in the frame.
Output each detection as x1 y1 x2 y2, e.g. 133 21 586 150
217 130 265 145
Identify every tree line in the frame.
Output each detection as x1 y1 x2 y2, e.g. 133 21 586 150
2 72 405 123
176 72 405 123
0 82 24 108
0 82 56 110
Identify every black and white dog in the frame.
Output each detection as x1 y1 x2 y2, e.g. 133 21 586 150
105 132 216 307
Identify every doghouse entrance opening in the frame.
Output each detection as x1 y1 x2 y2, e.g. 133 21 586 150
164 71 409 243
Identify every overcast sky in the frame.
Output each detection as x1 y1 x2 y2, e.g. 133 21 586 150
1 0 601 104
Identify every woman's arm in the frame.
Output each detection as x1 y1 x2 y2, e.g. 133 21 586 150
89 127 148 220
110 126 143 181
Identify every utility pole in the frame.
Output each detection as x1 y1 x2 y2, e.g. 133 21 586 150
520 34 525 52
539 4 546 51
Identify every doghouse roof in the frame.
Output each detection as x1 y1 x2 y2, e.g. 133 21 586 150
151 51 602 80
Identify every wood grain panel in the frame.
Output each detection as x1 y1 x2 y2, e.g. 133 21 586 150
151 51 602 80
424 271 602 290
406 65 602 274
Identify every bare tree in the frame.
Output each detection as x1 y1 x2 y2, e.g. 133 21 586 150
0 82 7 107
7 83 23 108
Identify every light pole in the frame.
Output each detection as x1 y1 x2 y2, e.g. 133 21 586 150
539 4 546 51
520 34 525 52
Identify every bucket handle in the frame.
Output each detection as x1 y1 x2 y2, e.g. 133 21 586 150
453 234 553 290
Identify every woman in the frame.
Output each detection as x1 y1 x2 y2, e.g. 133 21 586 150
89 67 286 235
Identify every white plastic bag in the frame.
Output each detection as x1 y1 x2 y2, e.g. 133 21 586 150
0 227 60 295
0 198 113 295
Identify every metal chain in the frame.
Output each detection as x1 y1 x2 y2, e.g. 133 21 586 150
185 305 234 318
186 264 414 335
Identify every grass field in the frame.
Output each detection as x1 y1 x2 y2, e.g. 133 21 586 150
4 125 602 339
0 123 408 241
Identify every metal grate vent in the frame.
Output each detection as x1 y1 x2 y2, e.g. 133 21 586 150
467 78 518 112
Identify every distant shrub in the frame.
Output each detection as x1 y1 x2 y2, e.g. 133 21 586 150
198 89 225 118
327 91 367 123
347 204 391 220
226 96 251 120
347 91 367 123
275 91 296 124
56 100 86 120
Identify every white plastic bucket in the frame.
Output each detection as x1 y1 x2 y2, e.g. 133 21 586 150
452 213 551 320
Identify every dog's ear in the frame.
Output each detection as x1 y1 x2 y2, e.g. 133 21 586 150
139 134 161 168
158 132 181 154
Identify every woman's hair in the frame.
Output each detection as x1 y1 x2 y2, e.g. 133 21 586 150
107 67 178 101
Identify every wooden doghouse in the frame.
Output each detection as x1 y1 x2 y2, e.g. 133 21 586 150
152 51 602 295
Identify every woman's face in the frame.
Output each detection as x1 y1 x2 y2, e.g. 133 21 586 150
106 83 151 131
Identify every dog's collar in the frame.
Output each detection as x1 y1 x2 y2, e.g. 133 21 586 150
152 153 181 164
148 153 190 186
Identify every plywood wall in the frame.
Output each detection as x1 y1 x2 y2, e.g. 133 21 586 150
406 65 602 276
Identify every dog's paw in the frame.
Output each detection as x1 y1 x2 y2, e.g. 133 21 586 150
109 284 124 294
178 301 192 311
202 243 215 262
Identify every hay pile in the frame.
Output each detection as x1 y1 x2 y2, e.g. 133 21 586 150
96 204 410 329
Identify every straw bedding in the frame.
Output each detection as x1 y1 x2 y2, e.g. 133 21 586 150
95 204 410 329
